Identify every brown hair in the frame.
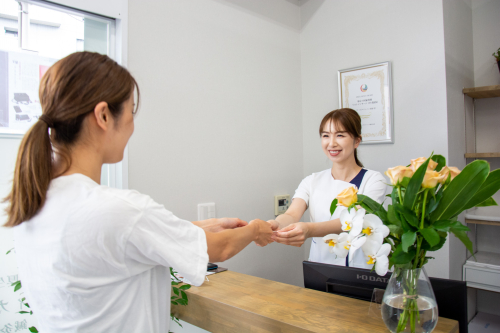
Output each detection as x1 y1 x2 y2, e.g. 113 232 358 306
319 108 363 167
3 51 139 227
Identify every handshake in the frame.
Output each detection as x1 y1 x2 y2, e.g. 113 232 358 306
215 217 309 248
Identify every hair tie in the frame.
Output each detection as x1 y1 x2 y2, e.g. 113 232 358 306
39 114 54 128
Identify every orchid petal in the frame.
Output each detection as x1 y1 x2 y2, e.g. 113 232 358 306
375 256 389 276
376 243 392 258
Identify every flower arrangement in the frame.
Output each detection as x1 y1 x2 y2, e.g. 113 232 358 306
324 154 500 333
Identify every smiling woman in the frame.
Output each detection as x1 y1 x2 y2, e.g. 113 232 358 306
268 108 388 268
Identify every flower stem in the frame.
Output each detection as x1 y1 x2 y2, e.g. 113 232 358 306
397 186 403 204
420 190 428 229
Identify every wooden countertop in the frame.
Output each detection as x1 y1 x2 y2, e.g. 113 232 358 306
171 270 458 333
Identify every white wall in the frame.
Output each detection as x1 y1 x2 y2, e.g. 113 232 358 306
127 0 305 287
299 0 450 278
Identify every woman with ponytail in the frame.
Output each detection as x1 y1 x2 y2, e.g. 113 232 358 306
4 52 273 333
268 108 387 268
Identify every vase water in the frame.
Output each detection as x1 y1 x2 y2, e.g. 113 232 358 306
381 267 438 333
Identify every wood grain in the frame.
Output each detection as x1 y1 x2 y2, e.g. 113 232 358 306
171 270 458 333
463 85 500 99
466 218 500 226
465 152 500 158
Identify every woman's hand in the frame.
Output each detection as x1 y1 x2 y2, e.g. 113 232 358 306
266 220 280 231
272 222 310 247
249 219 274 247
216 218 248 231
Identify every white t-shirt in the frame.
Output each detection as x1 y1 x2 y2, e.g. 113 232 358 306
293 168 387 268
13 174 208 333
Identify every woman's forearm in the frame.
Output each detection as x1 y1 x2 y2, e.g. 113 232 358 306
275 213 300 230
307 218 342 237
205 220 272 262
192 218 219 232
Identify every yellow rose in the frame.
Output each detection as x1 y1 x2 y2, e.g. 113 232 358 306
422 170 445 188
438 166 461 184
385 166 414 185
336 186 358 207
410 157 438 172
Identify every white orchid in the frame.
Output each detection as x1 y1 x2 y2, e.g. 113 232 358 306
323 232 366 259
339 208 365 237
361 214 390 244
361 240 391 276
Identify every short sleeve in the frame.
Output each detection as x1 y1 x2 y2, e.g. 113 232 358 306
293 174 313 207
125 201 208 286
362 172 388 204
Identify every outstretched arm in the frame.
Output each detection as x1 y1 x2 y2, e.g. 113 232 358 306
204 219 273 262
192 218 248 232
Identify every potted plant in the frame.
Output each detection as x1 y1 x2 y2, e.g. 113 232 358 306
324 154 500 333
493 47 500 74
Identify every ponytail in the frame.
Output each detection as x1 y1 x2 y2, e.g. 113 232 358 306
3 120 53 227
354 148 364 168
3 51 139 227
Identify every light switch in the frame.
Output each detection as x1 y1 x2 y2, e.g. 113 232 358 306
198 203 216 220
274 195 290 216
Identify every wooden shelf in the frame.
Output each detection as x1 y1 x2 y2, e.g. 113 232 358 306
465 206 500 226
465 152 500 158
463 251 500 293
463 85 500 99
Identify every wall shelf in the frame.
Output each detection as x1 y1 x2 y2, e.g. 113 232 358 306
463 251 500 293
465 206 500 225
464 152 500 158
463 85 500 99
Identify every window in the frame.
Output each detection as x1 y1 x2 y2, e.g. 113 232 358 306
0 0 119 187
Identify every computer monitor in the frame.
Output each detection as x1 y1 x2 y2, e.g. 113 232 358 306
303 261 467 333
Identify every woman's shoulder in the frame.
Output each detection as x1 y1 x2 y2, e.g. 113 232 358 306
363 168 386 180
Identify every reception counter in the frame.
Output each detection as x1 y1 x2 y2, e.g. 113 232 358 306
171 270 459 333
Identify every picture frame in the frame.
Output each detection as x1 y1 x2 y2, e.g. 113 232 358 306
338 61 394 144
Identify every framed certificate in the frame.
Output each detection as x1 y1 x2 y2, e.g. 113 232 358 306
338 61 393 144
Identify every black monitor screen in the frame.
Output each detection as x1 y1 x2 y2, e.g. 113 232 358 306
303 261 467 333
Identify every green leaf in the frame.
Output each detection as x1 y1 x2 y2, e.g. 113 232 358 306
24 303 30 308
400 177 411 188
29 328 38 333
357 194 386 215
475 197 498 207
421 234 445 252
387 205 401 226
431 160 489 222
427 187 444 216
394 204 419 228
432 220 453 232
419 228 440 247
171 300 178 305
330 199 338 216
401 231 417 252
450 221 470 232
173 287 179 296
6 248 13 255
13 281 21 292
450 229 474 255
388 224 403 235
171 281 179 286
179 284 191 290
431 155 446 172
181 290 188 300
404 157 431 209
18 311 30 314
463 169 500 210
391 186 399 204
177 299 188 306
390 244 416 265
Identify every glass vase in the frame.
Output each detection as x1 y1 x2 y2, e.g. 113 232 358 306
381 267 438 333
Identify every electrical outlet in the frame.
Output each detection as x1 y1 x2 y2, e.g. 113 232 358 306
274 195 290 216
